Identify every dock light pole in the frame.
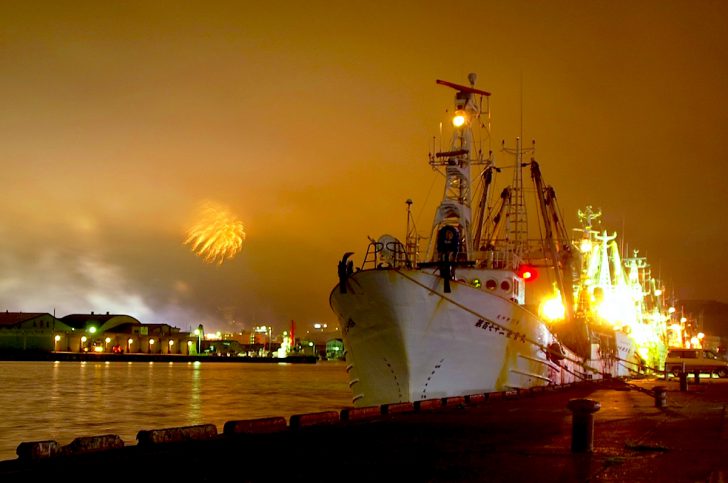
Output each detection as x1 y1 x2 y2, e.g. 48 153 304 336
80 336 87 353
54 335 60 351
196 324 204 355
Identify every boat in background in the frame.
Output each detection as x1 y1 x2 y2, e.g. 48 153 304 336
568 206 670 371
330 75 667 407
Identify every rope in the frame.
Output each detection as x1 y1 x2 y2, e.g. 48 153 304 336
614 355 667 376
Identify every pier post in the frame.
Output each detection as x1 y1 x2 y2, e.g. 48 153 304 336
567 398 601 453
679 372 689 392
653 386 667 408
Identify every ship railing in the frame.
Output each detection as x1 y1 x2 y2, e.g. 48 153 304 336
471 250 514 270
362 240 410 270
472 240 554 270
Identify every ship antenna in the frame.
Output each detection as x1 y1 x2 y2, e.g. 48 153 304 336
519 73 525 144
405 198 418 265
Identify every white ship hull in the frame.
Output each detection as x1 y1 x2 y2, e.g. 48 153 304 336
330 268 635 407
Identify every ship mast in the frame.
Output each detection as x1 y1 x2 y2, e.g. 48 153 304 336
428 74 490 262
501 138 535 266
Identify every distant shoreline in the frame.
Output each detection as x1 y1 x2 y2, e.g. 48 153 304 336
0 352 318 364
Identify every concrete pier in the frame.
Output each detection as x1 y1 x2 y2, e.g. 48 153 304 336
1 378 726 482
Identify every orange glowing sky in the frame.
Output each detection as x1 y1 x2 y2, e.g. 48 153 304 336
1 1 727 332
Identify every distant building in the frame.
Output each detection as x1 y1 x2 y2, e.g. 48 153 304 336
325 339 345 360
0 310 197 355
61 312 145 353
0 312 73 352
299 327 343 359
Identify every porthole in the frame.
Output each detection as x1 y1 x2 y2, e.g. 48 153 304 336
485 279 497 290
501 280 511 291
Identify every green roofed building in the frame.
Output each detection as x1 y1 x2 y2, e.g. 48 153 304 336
1 310 195 355
61 312 142 334
0 312 73 352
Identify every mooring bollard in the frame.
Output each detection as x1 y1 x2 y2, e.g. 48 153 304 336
654 386 667 408
567 398 601 453
679 371 689 392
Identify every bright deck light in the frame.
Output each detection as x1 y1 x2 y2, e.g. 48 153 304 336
452 110 467 127
579 238 592 253
452 109 468 127
540 289 565 321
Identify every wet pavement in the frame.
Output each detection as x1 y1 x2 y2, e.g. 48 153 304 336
1 376 726 482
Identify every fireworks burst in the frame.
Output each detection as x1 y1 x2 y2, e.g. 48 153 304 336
184 202 246 265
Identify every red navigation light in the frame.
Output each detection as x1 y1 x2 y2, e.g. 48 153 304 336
518 264 539 282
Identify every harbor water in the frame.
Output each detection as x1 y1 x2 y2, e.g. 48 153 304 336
0 360 352 461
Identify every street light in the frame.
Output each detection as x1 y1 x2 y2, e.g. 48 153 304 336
54 334 61 351
80 336 87 352
196 324 203 354
105 337 111 350
168 339 174 354
149 339 155 354
127 338 133 353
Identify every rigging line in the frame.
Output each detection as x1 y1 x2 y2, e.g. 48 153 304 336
415 173 439 227
392 268 604 376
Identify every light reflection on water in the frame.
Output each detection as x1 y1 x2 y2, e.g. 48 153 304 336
0 360 351 461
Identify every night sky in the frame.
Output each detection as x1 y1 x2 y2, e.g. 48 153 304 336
1 1 726 333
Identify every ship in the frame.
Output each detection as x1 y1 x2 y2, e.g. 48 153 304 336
330 75 664 407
